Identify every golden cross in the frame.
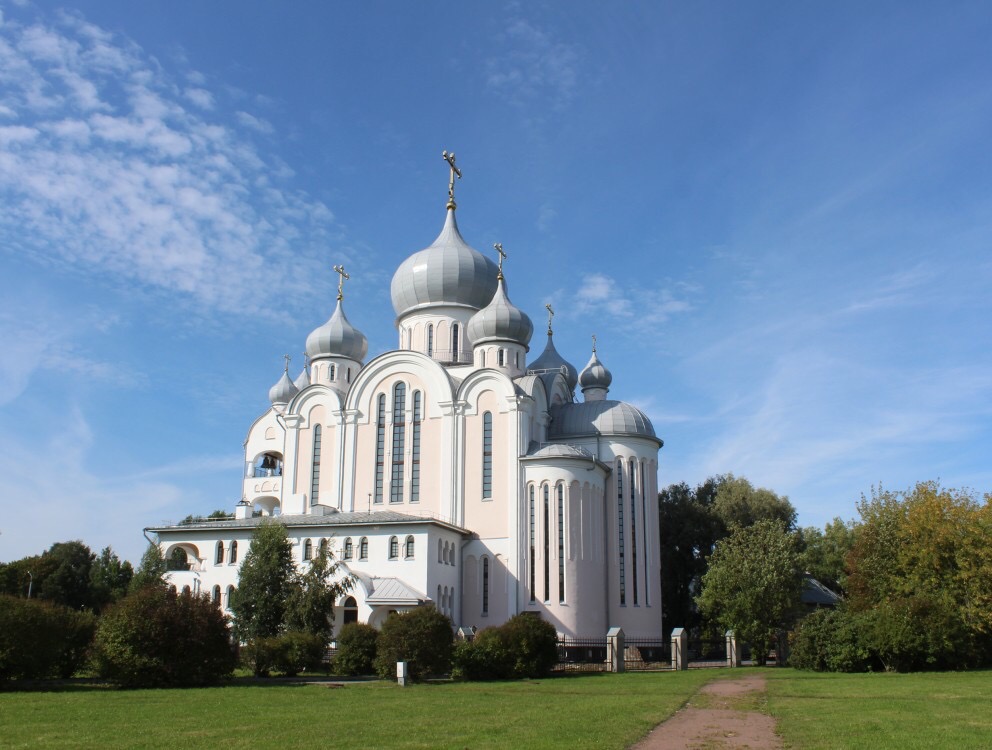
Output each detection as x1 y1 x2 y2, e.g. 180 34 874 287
592 334 597 353
442 150 461 208
283 353 291 372
333 264 349 301
494 242 506 279
545 303 554 335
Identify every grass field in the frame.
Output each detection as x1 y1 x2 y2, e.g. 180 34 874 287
0 672 712 749
767 669 992 749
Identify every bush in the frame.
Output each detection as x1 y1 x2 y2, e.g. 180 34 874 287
274 631 326 676
93 586 236 687
789 609 871 673
334 623 379 676
452 614 559 680
0 595 96 680
374 606 453 681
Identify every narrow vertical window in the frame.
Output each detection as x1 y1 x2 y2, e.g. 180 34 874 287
411 391 421 503
215 541 224 565
641 461 649 605
359 537 368 560
389 536 399 559
497 349 504 366
374 394 386 503
529 485 536 602
482 557 490 615
452 323 460 360
226 586 235 608
617 461 626 605
303 539 313 561
310 424 322 506
543 484 550 602
558 483 566 603
390 383 406 503
329 364 336 381
427 324 434 357
212 585 221 606
630 459 638 606
405 535 415 558
437 539 443 563
319 538 328 556
344 537 353 560
482 412 493 499
229 540 238 565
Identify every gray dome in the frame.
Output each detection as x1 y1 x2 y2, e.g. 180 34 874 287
293 367 311 391
269 371 299 405
390 208 499 318
549 400 657 439
527 443 595 460
305 299 368 362
528 332 578 391
579 350 612 390
466 277 534 347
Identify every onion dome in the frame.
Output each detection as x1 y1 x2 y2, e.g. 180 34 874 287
293 366 310 391
390 207 499 318
268 369 299 406
549 401 659 441
305 299 368 362
528 331 578 391
467 276 533 347
578 342 612 396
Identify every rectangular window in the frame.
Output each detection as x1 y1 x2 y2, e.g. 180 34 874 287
482 412 493 499
543 484 550 602
617 463 626 606
482 557 490 615
558 484 566 603
630 459 638 606
411 391 421 503
641 461 649 606
390 384 406 503
374 394 386 503
529 486 536 602
310 425 321 506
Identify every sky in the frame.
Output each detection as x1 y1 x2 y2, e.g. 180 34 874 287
1 1 990 564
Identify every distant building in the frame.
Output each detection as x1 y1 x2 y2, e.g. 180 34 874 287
151 160 663 638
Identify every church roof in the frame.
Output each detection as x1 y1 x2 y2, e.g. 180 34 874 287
149 510 469 535
305 298 368 363
365 577 427 606
549 400 660 442
466 276 533 347
528 331 578 391
389 207 499 318
268 370 298 405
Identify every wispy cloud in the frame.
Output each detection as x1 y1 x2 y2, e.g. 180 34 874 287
486 16 579 113
0 10 343 319
574 272 694 328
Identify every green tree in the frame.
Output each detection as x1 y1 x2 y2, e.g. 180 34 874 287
231 522 295 642
333 623 379 675
798 518 857 594
713 474 797 531
89 547 134 612
0 595 97 679
374 606 453 681
697 519 803 662
129 543 167 592
285 546 353 639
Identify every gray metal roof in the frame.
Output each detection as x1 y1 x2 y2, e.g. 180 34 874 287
578 349 612 390
549 400 659 441
305 298 368 362
293 367 311 391
528 332 578 391
390 207 499 318
268 370 299 405
466 276 533 347
149 510 469 535
526 443 595 460
366 577 427 605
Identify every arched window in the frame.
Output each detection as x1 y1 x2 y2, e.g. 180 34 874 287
389 536 399 559
529 484 536 602
558 483 566 603
347 367 351 383
443 540 449 565
497 348 504 366
374 394 386 503
543 484 550 602
343 596 358 625
427 324 434 357
405 535 415 559
319 538 328 556
303 538 313 561
215 541 224 565
437 585 442 609
344 537 353 560
411 391 422 503
482 556 490 615
212 585 221 606
515 351 519 367
359 537 369 560
229 540 238 564
452 323 460 359
617 460 626 606
437 539 443 563
167 547 189 571
329 363 336 381
182 584 191 595
442 586 449 615
641 460 650 606
479 349 486 367
390 383 406 503
630 458 638 606
310 424 322 506
226 585 235 609
482 412 493 499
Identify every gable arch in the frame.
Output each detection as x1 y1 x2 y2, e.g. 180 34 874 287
346 350 454 424
286 384 344 423
457 368 518 416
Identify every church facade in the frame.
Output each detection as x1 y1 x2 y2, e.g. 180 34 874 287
152 159 664 638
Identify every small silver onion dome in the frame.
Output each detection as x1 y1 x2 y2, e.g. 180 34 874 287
269 371 299 405
579 349 612 390
390 208 499 318
528 332 578 391
305 299 368 362
293 366 311 391
466 277 533 347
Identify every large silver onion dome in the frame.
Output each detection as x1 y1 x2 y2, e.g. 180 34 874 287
549 400 657 440
466 277 533 347
390 208 499 318
528 332 578 391
579 349 612 390
305 299 368 362
269 371 299 405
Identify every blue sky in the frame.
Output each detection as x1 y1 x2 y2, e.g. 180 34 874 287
1 1 990 564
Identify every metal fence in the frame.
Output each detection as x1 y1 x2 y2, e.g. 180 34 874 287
553 637 609 672
686 638 727 668
623 638 673 671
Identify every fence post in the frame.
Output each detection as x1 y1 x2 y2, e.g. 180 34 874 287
670 627 688 670
607 627 625 673
396 661 408 686
725 630 741 668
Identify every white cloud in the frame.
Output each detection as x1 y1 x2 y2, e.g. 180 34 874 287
184 86 214 109
235 110 274 134
486 16 579 113
574 272 694 327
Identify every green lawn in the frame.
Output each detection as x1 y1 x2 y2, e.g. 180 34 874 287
766 669 992 749
0 672 712 749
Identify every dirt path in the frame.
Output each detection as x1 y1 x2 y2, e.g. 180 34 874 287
631 673 782 749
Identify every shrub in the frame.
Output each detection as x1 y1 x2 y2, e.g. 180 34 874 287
239 637 280 677
452 614 559 680
789 608 870 673
93 586 236 687
451 629 513 680
274 631 326 676
374 606 453 681
0 595 96 680
334 623 379 676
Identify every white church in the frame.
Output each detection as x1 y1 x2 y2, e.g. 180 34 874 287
152 155 664 639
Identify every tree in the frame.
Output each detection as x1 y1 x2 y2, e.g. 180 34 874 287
797 518 857 594
231 522 295 642
89 547 134 612
374 606 454 681
129 543 167 592
713 474 797 531
697 519 803 662
284 546 353 639
0 595 96 679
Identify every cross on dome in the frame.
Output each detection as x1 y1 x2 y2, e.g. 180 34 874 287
283 353 291 372
442 150 461 209
592 333 597 353
333 264 350 301
545 303 555 335
494 242 506 279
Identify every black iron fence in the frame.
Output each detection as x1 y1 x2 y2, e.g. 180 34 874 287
623 638 673 671
686 637 726 668
553 637 609 672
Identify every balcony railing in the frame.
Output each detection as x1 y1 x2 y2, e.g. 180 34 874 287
430 349 472 365
246 466 283 478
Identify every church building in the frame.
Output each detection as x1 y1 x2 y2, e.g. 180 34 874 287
151 154 664 639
